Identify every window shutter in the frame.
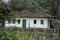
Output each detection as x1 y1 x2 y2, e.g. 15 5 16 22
41 20 44 24
13 19 15 24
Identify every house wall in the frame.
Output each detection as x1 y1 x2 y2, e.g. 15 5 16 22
5 18 49 28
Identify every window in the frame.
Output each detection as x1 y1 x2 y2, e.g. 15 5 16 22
8 19 11 23
8 19 16 24
41 20 44 24
34 20 36 24
13 19 15 24
8 21 10 23
18 19 20 24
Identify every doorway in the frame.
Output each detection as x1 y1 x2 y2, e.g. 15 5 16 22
22 19 26 28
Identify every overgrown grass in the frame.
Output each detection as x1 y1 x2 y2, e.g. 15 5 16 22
0 28 59 40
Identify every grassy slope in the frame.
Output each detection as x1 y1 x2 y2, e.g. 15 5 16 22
0 29 59 40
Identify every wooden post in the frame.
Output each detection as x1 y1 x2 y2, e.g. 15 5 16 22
53 29 56 40
29 18 31 40
16 27 18 36
36 30 39 40
57 27 59 39
44 29 46 40
34 26 36 40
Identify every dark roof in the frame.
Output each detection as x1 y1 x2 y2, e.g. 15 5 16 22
18 10 55 18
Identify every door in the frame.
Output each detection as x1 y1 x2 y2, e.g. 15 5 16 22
23 19 26 28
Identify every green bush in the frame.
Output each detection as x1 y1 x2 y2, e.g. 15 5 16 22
0 29 59 40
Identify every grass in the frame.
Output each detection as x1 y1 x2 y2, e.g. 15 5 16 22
0 28 59 40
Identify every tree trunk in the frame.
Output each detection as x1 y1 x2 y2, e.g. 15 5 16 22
1 18 5 28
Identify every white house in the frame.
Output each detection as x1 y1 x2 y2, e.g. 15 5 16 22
5 10 55 29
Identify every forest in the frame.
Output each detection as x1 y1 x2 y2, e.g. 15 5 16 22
0 0 60 40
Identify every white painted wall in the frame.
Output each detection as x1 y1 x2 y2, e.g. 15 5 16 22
29 18 48 28
5 18 49 28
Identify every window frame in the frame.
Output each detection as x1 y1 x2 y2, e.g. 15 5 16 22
13 19 16 24
34 20 37 24
18 19 20 24
41 20 44 24
8 19 11 24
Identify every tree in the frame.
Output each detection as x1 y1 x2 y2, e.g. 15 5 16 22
25 0 41 12
9 0 25 11
0 1 18 27
9 0 51 13
49 0 60 19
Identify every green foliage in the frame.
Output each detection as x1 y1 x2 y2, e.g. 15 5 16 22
9 0 50 13
9 0 60 19
0 29 59 40
0 30 18 40
57 6 60 19
0 1 19 27
9 0 25 11
8 11 19 19
0 0 60 20
0 2 11 19
25 0 41 12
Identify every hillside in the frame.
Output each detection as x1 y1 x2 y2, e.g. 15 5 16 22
0 0 60 40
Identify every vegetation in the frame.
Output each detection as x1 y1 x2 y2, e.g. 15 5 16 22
0 0 60 40
0 0 18 27
6 0 60 19
0 29 59 40
0 0 60 25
